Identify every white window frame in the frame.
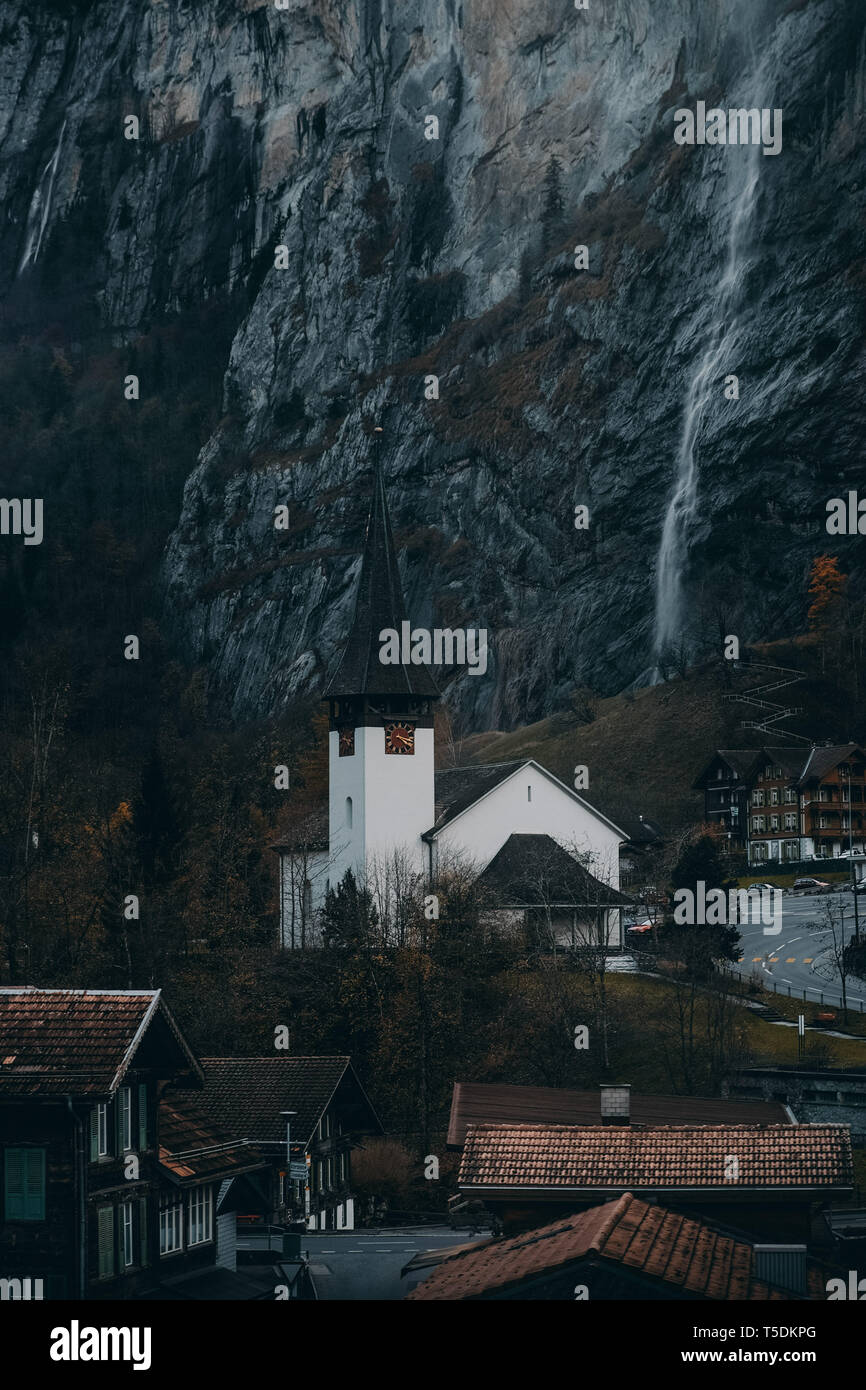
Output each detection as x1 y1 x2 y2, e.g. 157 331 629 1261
159 1197 183 1255
122 1200 135 1267
187 1186 213 1246
97 1102 109 1157
119 1087 132 1152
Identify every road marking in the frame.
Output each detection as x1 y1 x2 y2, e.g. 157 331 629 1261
752 957 762 962
788 937 801 944
786 958 796 963
803 958 813 963
769 957 779 963
781 978 792 984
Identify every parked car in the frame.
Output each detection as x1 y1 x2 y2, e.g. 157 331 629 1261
814 1011 837 1027
749 883 777 895
793 877 833 894
854 879 866 894
626 921 655 935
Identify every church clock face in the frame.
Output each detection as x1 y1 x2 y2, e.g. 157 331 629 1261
384 721 415 755
338 727 355 757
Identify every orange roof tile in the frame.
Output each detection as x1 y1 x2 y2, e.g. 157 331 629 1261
458 1123 852 1192
407 1194 808 1300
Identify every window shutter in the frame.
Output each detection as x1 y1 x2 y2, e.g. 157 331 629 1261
89 1108 99 1162
97 1206 114 1279
139 1197 148 1267
4 1148 25 1219
114 1094 123 1154
3 1148 44 1221
138 1084 147 1151
24 1148 45 1220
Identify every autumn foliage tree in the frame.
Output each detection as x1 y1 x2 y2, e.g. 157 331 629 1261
807 554 846 672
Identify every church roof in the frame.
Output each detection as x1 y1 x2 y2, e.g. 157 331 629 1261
323 453 439 700
477 833 631 907
426 761 628 841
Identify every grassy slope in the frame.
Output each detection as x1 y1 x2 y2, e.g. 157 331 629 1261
458 640 862 832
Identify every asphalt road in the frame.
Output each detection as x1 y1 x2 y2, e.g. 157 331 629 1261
301 1227 486 1300
729 888 866 1012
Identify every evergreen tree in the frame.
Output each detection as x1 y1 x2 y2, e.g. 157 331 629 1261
321 869 379 949
541 155 565 253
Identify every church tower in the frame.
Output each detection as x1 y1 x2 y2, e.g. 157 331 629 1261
323 431 439 893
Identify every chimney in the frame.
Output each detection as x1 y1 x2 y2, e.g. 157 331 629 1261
600 1084 631 1125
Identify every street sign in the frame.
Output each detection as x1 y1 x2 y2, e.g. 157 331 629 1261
289 1162 308 1180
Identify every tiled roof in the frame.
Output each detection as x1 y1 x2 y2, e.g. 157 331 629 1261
270 804 329 854
798 744 866 784
323 458 439 699
406 1194 798 1300
428 762 627 840
0 988 202 1098
458 1123 853 1192
477 833 631 907
159 1097 266 1182
693 750 763 787
446 1083 792 1149
194 1056 381 1149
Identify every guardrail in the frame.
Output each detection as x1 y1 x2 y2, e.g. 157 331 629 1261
718 962 865 1014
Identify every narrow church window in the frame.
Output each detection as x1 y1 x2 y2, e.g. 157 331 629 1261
527 785 532 802
345 796 353 828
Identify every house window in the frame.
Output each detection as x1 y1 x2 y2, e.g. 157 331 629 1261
188 1187 213 1246
3 1147 46 1221
785 813 797 830
785 788 796 803
770 789 779 804
97 1103 109 1157
345 796 353 828
770 816 779 830
159 1196 183 1255
527 785 532 802
118 1088 132 1152
752 792 764 806
122 1201 135 1267
97 1206 115 1279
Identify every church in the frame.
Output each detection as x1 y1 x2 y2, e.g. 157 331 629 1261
274 441 636 950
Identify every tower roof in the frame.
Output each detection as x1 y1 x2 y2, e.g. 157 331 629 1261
324 448 439 700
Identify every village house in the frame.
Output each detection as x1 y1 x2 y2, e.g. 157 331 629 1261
0 987 267 1300
275 447 651 949
693 744 866 864
192 1056 383 1232
406 1193 831 1301
454 1117 853 1244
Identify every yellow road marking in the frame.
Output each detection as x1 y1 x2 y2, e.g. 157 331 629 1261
803 957 813 963
786 957 796 963
752 957 762 963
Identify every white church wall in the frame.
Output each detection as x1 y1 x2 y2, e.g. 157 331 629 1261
279 849 329 948
328 726 434 891
432 763 624 888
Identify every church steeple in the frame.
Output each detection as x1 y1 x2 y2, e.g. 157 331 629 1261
324 429 439 703
324 429 438 894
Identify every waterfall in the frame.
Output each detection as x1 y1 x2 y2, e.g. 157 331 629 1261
18 119 67 275
652 44 771 665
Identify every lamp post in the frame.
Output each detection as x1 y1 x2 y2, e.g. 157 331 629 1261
280 1110 297 1217
847 770 860 945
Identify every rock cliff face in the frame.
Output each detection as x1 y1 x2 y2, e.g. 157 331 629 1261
3 0 866 728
